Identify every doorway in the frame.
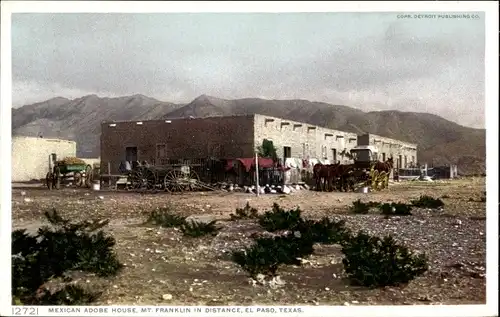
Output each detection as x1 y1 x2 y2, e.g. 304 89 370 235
332 148 337 163
283 146 291 161
126 146 138 162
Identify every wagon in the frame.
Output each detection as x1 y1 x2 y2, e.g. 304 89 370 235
125 162 202 193
345 146 390 191
46 161 93 190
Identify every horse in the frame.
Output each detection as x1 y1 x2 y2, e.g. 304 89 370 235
372 157 394 174
313 162 341 191
335 164 355 192
313 163 324 191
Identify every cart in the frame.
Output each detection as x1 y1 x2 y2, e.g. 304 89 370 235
46 161 93 190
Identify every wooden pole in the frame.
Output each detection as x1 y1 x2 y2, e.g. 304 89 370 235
255 152 260 197
108 161 111 188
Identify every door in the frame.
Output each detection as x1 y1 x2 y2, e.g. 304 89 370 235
332 148 337 163
398 155 403 169
382 153 386 161
125 146 138 162
283 146 291 159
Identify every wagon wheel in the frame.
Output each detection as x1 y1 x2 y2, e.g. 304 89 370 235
370 170 380 191
379 171 388 189
128 170 144 190
164 170 185 193
54 166 61 190
74 172 83 187
46 172 54 190
143 168 157 190
84 165 93 188
185 170 200 191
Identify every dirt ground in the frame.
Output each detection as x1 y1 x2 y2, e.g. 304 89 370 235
11 178 487 306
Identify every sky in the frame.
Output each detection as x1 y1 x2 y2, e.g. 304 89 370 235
11 12 485 128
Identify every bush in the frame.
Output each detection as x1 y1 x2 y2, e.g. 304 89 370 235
35 285 100 305
146 207 187 228
378 202 413 216
232 232 314 278
350 200 381 214
180 220 221 238
298 217 352 244
258 203 303 232
12 209 122 305
230 202 259 220
410 195 444 209
341 231 428 287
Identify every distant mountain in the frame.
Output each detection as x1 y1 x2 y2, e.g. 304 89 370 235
12 94 486 175
12 94 184 156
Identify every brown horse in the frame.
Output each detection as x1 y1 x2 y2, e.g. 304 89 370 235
335 163 356 191
373 157 394 174
313 162 340 191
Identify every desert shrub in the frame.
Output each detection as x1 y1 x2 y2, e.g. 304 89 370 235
410 195 444 209
350 199 370 214
378 202 413 216
349 200 380 214
341 231 428 287
180 220 221 238
298 217 352 244
146 207 187 227
35 285 100 305
258 203 303 232
230 202 259 220
12 209 122 305
232 232 314 278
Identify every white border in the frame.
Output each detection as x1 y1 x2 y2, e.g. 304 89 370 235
1 1 498 317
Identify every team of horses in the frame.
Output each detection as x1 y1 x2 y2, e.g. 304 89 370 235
313 157 394 192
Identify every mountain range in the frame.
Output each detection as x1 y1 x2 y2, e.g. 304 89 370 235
11 94 486 175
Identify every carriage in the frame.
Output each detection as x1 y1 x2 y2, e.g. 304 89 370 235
46 156 93 190
346 145 390 191
314 146 392 192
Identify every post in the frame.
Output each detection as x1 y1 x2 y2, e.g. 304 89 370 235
255 152 260 197
107 161 111 188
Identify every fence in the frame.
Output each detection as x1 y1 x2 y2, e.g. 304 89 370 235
99 158 290 188
396 164 459 180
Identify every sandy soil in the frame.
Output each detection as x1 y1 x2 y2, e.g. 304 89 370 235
11 177 487 306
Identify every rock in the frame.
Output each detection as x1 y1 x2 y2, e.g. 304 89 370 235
23 198 32 203
303 184 310 190
20 191 26 196
162 294 173 301
282 186 291 194
343 302 350 306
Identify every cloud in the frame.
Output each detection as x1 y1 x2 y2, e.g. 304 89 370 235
11 12 485 128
